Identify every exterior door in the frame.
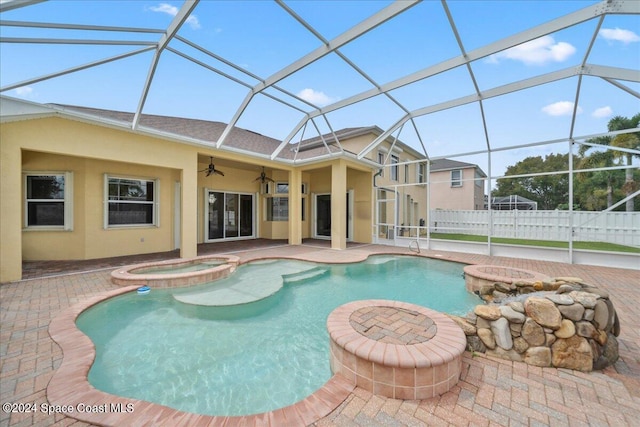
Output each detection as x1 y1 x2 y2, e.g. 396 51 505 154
206 190 254 241
313 192 353 240
315 194 331 237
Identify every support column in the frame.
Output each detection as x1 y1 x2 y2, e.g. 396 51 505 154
0 143 22 282
288 168 302 245
180 154 198 259
331 160 347 250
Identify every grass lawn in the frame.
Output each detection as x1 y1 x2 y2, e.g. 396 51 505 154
428 233 640 254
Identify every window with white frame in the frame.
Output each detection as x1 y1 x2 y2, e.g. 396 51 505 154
451 169 462 187
106 176 158 227
266 197 289 221
24 173 72 229
391 155 399 181
275 182 289 194
417 163 426 183
377 152 385 177
404 164 409 183
266 182 288 221
265 181 306 221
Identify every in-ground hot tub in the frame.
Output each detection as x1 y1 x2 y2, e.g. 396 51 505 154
463 264 551 293
110 254 240 288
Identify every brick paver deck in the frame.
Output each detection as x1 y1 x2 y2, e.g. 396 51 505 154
1 242 639 426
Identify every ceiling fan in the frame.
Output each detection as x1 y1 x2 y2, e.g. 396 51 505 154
199 157 224 177
253 166 274 183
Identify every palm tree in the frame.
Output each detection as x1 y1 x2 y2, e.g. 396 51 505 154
577 147 615 208
580 114 639 211
609 114 640 211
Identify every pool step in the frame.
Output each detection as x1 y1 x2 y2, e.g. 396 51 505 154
172 261 322 307
283 267 329 284
366 256 397 265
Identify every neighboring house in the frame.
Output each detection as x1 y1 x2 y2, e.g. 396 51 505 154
299 126 428 239
299 127 487 238
0 98 485 282
429 159 487 211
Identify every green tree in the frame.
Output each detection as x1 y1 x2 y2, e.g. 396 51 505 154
574 168 627 211
576 145 616 208
579 114 640 211
494 153 573 210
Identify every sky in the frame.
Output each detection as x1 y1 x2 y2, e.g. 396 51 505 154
1 0 639 179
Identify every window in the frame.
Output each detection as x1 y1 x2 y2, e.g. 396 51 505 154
404 164 409 183
275 182 289 194
267 197 288 221
377 152 385 177
417 163 426 183
391 155 399 181
106 176 157 227
475 170 483 187
451 169 462 187
24 173 72 229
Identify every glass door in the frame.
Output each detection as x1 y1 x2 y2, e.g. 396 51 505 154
225 193 239 238
315 194 331 237
240 194 253 237
206 190 254 241
313 192 353 240
208 191 224 240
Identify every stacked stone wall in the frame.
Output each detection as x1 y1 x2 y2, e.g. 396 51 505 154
450 277 620 372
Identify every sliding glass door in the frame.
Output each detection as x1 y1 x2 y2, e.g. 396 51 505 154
206 190 254 241
315 194 332 237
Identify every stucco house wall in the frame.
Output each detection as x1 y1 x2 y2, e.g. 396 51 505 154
0 101 377 282
429 168 483 210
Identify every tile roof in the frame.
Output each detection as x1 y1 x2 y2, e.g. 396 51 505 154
49 104 284 157
44 105 483 174
429 158 481 172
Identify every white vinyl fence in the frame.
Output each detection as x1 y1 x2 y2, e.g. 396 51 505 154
429 210 640 247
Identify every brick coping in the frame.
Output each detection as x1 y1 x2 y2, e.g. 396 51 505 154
464 264 551 285
110 254 240 288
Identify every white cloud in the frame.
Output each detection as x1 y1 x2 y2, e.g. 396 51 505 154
541 101 582 116
599 28 640 44
296 88 337 107
488 35 576 66
149 3 200 30
592 106 613 119
14 86 34 97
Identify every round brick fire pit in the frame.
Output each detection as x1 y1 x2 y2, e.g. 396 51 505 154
327 300 466 400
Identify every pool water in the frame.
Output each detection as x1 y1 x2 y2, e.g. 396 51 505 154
76 255 479 416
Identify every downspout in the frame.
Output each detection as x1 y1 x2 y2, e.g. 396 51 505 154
373 168 383 187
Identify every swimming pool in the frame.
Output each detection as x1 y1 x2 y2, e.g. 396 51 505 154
76 255 480 416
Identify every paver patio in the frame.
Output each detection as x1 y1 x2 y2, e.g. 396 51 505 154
1 242 639 426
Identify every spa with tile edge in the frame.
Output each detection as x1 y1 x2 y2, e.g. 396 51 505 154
110 254 240 288
327 299 467 400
